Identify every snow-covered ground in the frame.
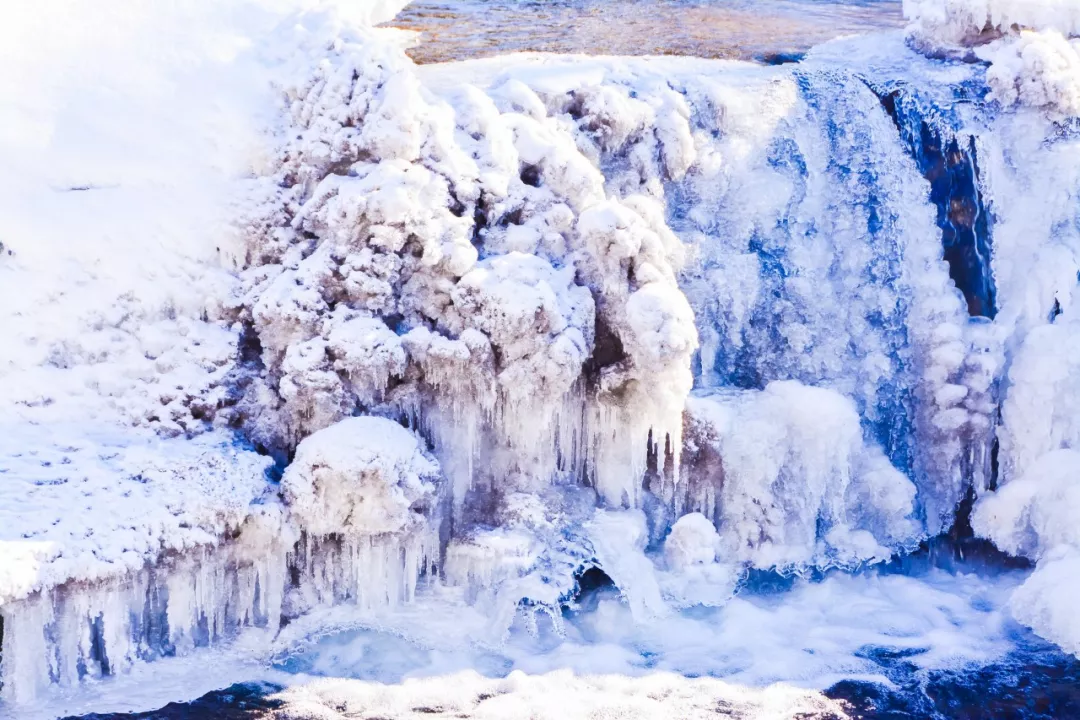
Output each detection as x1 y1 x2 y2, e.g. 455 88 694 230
1 0 1080 715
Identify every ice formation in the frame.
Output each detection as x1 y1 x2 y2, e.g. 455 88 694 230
905 0 1080 114
904 0 1080 49
3 0 1080 710
279 417 442 616
978 30 1080 117
680 384 921 570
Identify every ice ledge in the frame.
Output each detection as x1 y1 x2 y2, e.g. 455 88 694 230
0 424 276 606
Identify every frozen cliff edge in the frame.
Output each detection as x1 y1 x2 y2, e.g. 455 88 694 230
905 0 1080 116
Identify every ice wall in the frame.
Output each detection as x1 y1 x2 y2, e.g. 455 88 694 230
0 518 288 704
231 19 698 521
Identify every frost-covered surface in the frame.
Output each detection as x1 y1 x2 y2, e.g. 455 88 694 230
279 417 443 618
233 25 698 516
974 451 1080 660
1 527 289 705
1007 551 1080 657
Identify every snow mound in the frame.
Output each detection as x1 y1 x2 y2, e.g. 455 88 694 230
281 416 442 537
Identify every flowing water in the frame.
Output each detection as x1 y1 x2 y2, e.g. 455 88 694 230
388 0 905 64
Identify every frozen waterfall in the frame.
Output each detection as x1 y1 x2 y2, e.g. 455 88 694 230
2 0 1080 712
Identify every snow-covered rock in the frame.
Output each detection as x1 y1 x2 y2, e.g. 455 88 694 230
282 416 442 537
979 30 1080 117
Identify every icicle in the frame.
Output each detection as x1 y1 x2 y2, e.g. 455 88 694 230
0 530 292 704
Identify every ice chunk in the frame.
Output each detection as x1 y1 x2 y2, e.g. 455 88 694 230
663 513 720 571
586 510 669 621
1008 550 1080 657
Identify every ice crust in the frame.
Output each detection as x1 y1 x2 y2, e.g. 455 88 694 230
268 670 850 720
3 0 1080 708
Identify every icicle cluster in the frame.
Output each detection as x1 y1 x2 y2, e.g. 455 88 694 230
279 417 443 615
0 519 288 703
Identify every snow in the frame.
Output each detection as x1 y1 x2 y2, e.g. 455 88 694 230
974 449 1080 559
0 0 317 605
235 27 706 519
